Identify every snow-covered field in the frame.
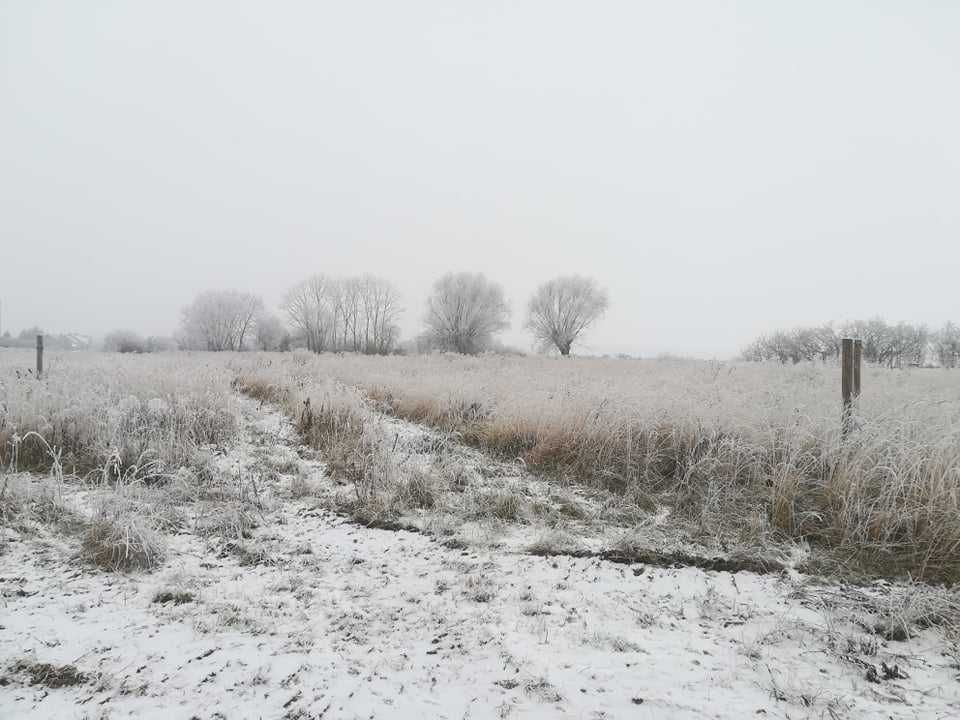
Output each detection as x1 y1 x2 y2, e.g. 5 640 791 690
3 397 958 719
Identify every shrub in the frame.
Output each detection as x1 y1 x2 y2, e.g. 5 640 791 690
102 330 146 354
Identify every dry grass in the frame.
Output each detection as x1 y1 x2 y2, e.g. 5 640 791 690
237 368 421 526
0 350 237 479
465 487 525 521
394 468 441 509
0 473 83 539
526 529 587 556
234 372 371 485
81 502 166 571
153 589 196 605
235 352 960 582
7 350 960 582
6 659 88 688
288 475 319 498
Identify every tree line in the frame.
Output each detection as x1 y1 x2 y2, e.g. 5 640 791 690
741 319 960 368
95 272 609 356
282 275 402 354
0 327 93 351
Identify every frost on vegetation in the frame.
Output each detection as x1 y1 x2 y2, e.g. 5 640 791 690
582 631 643 654
8 350 960 586
463 572 498 603
231 352 960 583
526 529 586 557
0 473 81 537
152 589 196 605
3 350 960 719
81 500 166 571
0 352 238 481
288 475 319 499
5 658 89 689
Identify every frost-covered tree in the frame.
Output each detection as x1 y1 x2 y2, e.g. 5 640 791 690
145 336 178 353
934 322 960 368
102 329 145 353
282 276 333 352
423 273 509 354
743 318 935 366
282 274 401 354
179 290 263 351
354 275 402 354
254 312 289 351
526 276 608 356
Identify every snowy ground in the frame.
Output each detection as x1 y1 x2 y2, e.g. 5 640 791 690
2 398 959 719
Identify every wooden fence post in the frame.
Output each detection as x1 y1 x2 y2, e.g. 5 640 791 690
36 334 43 379
841 338 853 435
853 339 862 399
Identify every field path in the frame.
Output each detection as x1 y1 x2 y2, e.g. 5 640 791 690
1 398 958 719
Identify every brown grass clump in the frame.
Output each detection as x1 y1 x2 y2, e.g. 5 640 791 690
394 468 440 509
0 474 84 539
526 529 586 556
81 510 166 571
465 487 525 522
7 660 88 688
232 376 288 405
193 503 258 540
153 589 196 605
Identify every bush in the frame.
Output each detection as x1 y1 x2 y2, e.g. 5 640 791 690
102 330 146 354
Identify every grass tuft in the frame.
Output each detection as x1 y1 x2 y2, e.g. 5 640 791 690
81 509 166 572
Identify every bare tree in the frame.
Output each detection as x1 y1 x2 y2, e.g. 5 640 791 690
740 336 767 362
423 272 509 354
255 312 289 351
745 318 936 366
812 324 841 362
283 274 401 354
766 330 794 363
357 274 401 354
934 322 960 368
179 290 264 351
339 276 362 350
526 276 608 356
282 275 334 352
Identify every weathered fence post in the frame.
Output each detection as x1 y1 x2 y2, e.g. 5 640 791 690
853 339 862 399
36 334 44 379
841 338 863 436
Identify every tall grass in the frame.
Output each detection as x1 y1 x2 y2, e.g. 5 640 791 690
0 350 237 480
238 352 960 581
233 365 404 524
6 349 960 581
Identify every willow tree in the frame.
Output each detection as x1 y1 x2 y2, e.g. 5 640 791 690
423 272 510 354
526 276 608 356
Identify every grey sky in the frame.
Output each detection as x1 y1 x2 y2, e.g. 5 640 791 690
2 1 958 357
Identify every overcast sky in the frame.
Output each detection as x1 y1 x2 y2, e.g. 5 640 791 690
2 2 958 357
